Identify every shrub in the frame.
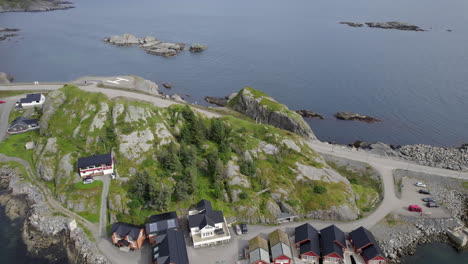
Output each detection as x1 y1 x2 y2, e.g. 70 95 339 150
313 185 327 194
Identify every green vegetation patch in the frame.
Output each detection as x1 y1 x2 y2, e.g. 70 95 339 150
73 180 103 190
0 130 39 165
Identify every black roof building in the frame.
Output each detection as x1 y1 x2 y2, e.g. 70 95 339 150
188 210 224 229
320 225 346 258
361 244 385 261
295 223 319 245
146 211 179 235
295 224 320 256
110 222 142 241
350 226 378 251
17 93 42 104
7 116 39 134
77 153 112 169
152 229 189 264
196 199 213 213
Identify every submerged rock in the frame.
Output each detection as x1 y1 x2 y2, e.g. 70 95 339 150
334 112 382 123
162 83 172 89
339 22 364 27
340 21 425 31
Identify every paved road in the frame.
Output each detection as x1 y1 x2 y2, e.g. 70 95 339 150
0 96 18 140
97 175 111 238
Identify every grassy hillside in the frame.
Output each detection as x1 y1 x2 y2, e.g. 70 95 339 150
0 85 382 225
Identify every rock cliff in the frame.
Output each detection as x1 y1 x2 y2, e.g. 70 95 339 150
228 87 316 138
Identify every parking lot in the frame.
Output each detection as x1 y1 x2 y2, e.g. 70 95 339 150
397 177 451 218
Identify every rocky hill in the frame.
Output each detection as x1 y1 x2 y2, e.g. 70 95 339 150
228 87 316 138
3 84 384 225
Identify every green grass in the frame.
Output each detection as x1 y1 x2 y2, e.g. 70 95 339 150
73 180 103 190
462 182 468 189
77 211 100 223
0 130 39 165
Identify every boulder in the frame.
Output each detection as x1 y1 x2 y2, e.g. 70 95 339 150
0 72 14 84
228 87 316 138
189 44 208 52
334 112 382 123
295 110 324 119
162 83 172 89
204 96 228 107
104 34 140 46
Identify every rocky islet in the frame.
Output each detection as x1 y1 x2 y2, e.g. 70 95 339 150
340 21 425 31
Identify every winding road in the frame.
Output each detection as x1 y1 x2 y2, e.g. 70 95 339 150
1 80 467 264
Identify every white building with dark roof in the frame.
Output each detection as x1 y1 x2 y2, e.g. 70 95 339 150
188 199 231 248
7 116 39 134
77 153 114 177
16 93 45 108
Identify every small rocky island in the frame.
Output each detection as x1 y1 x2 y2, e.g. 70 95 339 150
340 21 425 31
334 112 382 123
104 34 207 57
296 110 324 119
0 0 74 13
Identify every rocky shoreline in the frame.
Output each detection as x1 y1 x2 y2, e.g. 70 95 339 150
0 164 108 264
0 0 74 13
351 141 468 171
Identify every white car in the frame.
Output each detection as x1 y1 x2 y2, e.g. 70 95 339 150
235 225 242 235
415 182 426 188
83 179 94 185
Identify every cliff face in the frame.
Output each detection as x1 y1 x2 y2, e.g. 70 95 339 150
229 87 316 139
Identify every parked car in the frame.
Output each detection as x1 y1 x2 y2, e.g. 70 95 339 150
0 100 6 104
408 205 423 212
83 178 94 184
111 172 116 179
422 197 434 202
415 182 426 188
235 224 242 235
426 202 439 208
419 189 430 194
240 223 248 234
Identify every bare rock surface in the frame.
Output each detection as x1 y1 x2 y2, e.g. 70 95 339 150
104 34 187 57
334 111 382 123
205 96 228 107
296 110 324 119
0 72 14 83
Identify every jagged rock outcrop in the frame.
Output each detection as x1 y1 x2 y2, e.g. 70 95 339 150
305 203 359 221
296 110 324 119
205 96 228 107
39 90 66 134
189 44 208 52
228 87 316 138
334 112 382 123
0 72 14 84
35 137 58 182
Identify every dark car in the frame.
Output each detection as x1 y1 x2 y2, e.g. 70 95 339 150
419 189 430 194
240 223 248 234
426 202 439 208
422 197 434 202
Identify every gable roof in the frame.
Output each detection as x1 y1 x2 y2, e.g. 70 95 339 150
320 225 346 258
300 241 320 256
152 229 189 264
269 229 290 247
196 199 213 213
249 236 269 251
111 222 142 241
146 211 179 235
362 244 385 261
188 210 224 229
249 248 270 264
350 226 377 251
295 223 319 244
10 116 39 127
78 153 112 168
18 93 42 104
271 242 292 260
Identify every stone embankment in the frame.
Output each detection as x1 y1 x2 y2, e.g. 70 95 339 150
352 141 468 171
0 165 109 264
0 0 74 13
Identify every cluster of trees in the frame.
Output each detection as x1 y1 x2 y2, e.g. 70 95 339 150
128 106 235 209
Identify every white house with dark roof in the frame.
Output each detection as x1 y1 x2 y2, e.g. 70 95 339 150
77 153 114 178
188 199 231 248
16 93 45 108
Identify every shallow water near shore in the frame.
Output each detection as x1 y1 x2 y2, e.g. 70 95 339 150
1 0 468 146
400 242 468 263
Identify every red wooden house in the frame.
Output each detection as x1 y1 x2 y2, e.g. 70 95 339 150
269 229 292 264
349 226 387 264
320 225 346 264
294 223 320 263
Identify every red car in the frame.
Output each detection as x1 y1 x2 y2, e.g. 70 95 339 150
408 205 423 212
0 100 6 104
